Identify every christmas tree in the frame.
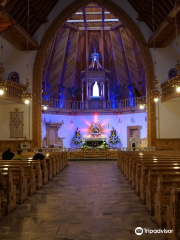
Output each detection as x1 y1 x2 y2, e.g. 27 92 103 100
109 128 119 145
72 128 82 146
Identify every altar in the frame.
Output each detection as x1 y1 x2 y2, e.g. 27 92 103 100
83 121 107 148
84 137 106 147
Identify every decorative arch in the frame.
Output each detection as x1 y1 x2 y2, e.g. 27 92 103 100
33 0 155 148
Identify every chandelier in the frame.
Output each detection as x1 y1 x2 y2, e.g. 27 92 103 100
0 67 7 95
0 9 7 95
137 82 146 109
172 61 180 92
151 76 161 102
150 0 161 102
137 91 146 109
22 0 32 104
171 3 180 93
22 81 32 104
41 91 50 110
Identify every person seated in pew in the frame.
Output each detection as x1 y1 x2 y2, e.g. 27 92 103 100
33 149 45 171
0 170 5 198
2 148 15 160
12 150 25 160
33 149 45 161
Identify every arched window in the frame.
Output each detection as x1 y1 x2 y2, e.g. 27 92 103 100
8 72 20 83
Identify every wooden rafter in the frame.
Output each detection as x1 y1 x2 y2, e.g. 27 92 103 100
148 5 180 48
82 7 87 30
102 7 104 30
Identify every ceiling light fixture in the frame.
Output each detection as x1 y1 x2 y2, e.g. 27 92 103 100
171 2 180 93
22 0 32 104
150 0 161 102
137 82 146 109
0 7 7 95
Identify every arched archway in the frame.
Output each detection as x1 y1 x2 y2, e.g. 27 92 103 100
33 0 155 148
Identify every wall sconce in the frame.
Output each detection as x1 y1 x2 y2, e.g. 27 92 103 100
131 118 135 123
118 118 122 123
71 119 73 124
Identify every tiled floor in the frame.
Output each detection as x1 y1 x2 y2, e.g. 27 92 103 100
0 161 167 240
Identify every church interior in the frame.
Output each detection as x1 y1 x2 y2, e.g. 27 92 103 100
0 0 180 239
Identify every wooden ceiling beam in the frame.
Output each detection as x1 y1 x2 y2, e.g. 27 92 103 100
161 0 172 13
82 7 87 30
156 2 169 18
30 0 58 36
148 5 180 47
102 8 104 30
11 1 25 18
0 0 10 7
3 23 38 50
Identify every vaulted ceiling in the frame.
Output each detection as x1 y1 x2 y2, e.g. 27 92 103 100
0 0 179 50
42 24 146 101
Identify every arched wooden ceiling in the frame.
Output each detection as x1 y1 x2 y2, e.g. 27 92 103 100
0 0 179 50
66 2 121 30
42 25 145 101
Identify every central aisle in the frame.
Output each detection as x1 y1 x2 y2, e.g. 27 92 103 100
0 161 166 240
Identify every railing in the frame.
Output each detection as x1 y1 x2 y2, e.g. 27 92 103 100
32 147 156 157
0 79 26 103
43 96 146 110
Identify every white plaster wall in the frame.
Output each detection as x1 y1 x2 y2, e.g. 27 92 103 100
0 101 32 140
3 38 36 91
42 112 147 148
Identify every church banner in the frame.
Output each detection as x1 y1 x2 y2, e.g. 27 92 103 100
10 110 23 138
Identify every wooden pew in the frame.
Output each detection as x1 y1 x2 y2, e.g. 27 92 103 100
166 181 180 240
138 163 180 202
0 191 1 220
22 152 49 185
146 170 180 215
0 161 37 193
1 169 16 215
134 162 180 195
129 157 180 185
0 166 27 204
154 175 180 228
118 150 180 176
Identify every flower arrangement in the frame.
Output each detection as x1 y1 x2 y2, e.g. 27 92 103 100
100 140 108 148
81 140 88 148
109 128 119 144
